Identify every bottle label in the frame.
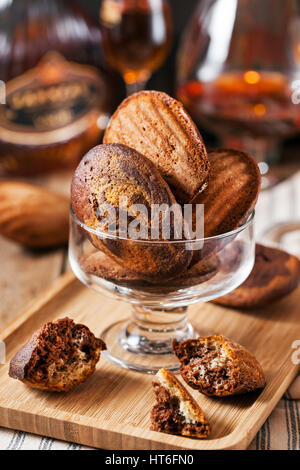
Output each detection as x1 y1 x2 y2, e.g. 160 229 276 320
0 52 106 145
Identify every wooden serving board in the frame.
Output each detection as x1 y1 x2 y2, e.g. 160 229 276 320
0 271 299 450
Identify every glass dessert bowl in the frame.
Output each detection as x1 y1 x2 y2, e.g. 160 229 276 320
69 208 255 373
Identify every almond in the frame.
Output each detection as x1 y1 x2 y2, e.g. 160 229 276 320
0 182 69 248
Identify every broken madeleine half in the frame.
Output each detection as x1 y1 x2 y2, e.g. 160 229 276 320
150 368 210 438
9 317 106 392
173 336 265 397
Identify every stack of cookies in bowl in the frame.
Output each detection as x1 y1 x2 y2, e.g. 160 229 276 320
70 90 272 299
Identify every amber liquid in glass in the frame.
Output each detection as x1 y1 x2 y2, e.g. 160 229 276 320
100 0 172 84
177 71 300 139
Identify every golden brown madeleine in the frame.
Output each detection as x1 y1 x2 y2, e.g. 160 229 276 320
173 335 265 397
81 250 219 289
103 90 209 203
191 148 261 237
0 181 69 248
81 251 142 284
169 253 219 287
9 318 106 392
71 143 192 280
150 368 210 438
213 244 300 308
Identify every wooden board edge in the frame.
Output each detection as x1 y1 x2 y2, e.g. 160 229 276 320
0 357 298 451
0 405 205 450
216 360 300 450
0 270 299 449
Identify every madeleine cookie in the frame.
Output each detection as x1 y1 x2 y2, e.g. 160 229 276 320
173 335 265 397
103 90 209 203
191 149 260 237
9 318 106 392
175 254 219 286
151 368 210 438
214 244 300 308
81 251 142 284
81 250 218 289
71 143 192 280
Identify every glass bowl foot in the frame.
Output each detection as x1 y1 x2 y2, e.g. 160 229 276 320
100 307 198 374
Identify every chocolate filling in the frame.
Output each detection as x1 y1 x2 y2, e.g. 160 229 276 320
175 342 237 396
150 384 208 437
24 318 104 385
